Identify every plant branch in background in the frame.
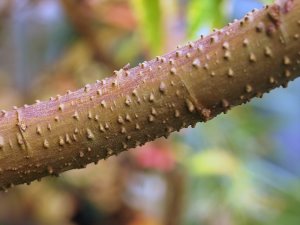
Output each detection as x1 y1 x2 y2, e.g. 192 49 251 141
0 0 300 190
60 0 118 70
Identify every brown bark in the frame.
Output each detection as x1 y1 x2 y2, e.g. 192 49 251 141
0 0 300 190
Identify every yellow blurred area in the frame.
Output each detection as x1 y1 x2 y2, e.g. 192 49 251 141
189 149 239 176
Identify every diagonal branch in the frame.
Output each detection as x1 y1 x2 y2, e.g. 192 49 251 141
0 0 300 190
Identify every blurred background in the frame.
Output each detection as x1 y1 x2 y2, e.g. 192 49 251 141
0 0 300 224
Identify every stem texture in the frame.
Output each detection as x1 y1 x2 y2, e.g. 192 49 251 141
0 0 300 190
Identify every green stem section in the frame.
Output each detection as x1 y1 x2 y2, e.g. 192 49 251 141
0 0 300 190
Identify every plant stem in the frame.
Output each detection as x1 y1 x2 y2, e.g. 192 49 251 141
0 0 300 190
